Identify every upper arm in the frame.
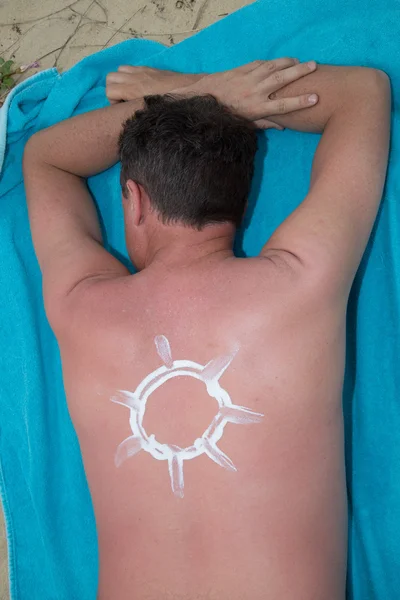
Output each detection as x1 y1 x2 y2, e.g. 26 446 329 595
262 69 391 297
23 135 129 321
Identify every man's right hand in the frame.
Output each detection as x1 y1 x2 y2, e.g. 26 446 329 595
176 59 319 129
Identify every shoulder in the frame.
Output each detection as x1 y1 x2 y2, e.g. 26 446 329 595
46 273 142 341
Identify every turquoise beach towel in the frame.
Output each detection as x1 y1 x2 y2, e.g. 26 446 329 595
0 0 399 598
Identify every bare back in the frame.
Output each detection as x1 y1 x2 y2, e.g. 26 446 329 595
22 58 390 600
57 256 347 600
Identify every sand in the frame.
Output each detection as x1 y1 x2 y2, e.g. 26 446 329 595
0 1 253 597
0 0 253 92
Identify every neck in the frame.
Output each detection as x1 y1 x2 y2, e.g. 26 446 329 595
144 222 236 270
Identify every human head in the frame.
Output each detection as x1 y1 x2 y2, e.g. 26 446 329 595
118 93 258 268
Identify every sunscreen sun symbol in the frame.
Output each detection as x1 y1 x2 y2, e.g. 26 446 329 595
111 335 264 498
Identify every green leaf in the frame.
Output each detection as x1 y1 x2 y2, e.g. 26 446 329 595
0 60 14 75
0 84 8 94
0 58 4 65
3 76 14 88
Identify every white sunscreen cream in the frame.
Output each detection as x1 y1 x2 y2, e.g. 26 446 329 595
112 335 264 498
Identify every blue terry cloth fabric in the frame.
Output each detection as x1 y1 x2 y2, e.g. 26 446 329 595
0 0 399 598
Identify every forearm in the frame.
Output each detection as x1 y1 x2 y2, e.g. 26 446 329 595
26 98 144 177
267 65 377 133
26 63 380 176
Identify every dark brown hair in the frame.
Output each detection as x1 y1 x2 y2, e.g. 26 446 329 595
118 94 258 229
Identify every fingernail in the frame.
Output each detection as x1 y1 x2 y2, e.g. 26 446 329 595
308 94 318 103
307 61 317 69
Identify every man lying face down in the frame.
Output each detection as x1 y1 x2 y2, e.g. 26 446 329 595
23 59 390 600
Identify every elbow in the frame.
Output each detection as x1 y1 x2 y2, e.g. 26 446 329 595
351 67 391 116
23 134 38 162
370 68 392 115
23 132 44 173
371 68 390 84
23 137 34 175
363 67 391 97
371 67 390 88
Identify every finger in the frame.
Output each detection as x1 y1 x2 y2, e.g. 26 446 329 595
118 65 138 73
106 84 127 103
266 93 319 115
106 72 120 84
230 58 297 75
118 65 177 76
106 72 134 85
254 58 303 76
248 58 301 76
231 60 265 74
264 61 317 93
254 118 285 130
227 58 298 78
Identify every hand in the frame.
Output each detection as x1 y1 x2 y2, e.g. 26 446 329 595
173 59 319 129
106 65 202 104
